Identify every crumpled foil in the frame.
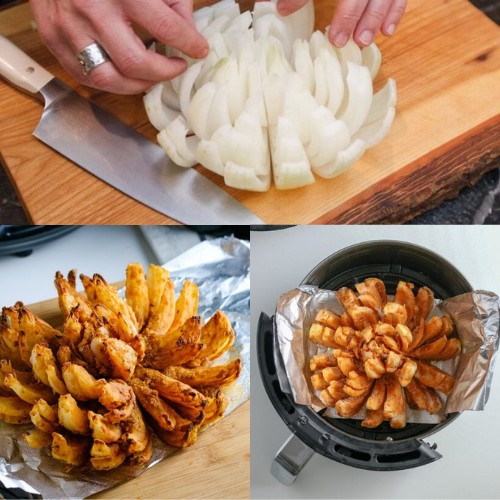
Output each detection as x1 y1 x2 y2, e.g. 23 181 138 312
275 285 499 422
0 236 250 499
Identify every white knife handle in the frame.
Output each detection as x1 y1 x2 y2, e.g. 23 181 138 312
0 35 53 94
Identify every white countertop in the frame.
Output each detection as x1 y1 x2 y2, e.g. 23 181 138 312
250 225 500 499
0 225 205 305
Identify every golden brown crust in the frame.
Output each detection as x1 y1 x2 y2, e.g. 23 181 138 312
164 358 242 388
309 278 460 428
1 263 240 471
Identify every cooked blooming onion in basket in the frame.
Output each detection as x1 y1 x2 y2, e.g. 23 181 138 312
308 278 461 429
0 264 241 470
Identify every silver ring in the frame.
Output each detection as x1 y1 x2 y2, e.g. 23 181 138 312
76 42 110 75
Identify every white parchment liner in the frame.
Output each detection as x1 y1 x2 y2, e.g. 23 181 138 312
275 286 499 422
0 237 250 499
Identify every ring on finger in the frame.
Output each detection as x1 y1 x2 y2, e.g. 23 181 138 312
76 42 110 75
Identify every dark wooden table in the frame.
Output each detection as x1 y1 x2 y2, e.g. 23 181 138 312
1 0 499 224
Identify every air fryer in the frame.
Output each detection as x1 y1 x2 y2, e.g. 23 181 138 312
257 240 473 485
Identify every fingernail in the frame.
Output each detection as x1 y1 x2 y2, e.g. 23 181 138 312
332 32 349 48
359 30 373 46
386 24 396 35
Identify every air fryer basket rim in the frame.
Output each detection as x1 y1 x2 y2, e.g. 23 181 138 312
297 239 472 442
300 239 473 299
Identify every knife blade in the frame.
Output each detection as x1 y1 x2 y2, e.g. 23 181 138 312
0 35 263 224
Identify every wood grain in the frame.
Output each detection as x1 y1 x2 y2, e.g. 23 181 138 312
0 0 499 224
25 292 250 500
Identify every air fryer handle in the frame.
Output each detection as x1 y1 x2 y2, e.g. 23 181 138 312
271 434 315 486
257 312 295 395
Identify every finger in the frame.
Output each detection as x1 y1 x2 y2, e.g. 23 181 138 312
276 0 309 16
164 0 195 27
30 1 155 94
58 34 157 94
353 0 393 47
380 0 407 36
127 0 208 59
94 21 188 81
328 0 370 48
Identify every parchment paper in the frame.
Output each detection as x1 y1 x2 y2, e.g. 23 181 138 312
275 286 499 422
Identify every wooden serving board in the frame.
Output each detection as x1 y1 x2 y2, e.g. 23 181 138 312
23 294 250 500
0 0 499 224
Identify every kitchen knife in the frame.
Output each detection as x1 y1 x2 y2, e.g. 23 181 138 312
0 35 263 224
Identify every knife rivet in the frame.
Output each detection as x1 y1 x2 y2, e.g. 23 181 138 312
26 67 35 74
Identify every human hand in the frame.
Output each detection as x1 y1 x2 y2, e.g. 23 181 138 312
276 0 407 48
29 0 209 94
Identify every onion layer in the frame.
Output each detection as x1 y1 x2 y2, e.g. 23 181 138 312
144 0 396 191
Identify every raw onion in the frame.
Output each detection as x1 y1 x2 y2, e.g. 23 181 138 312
144 0 396 191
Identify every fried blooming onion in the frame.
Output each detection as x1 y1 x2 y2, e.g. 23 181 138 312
308 278 460 429
0 264 241 470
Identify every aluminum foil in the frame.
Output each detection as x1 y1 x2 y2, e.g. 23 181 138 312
275 286 499 422
0 236 250 499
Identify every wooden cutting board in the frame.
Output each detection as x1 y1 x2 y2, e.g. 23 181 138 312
23 293 250 499
0 0 499 224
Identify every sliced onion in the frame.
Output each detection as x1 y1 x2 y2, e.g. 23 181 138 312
157 134 195 168
335 38 362 74
206 32 229 60
212 0 239 19
254 13 291 59
292 39 315 94
279 0 315 41
353 106 395 148
178 61 203 119
362 43 382 80
308 119 351 169
202 15 232 38
193 6 214 27
271 117 313 189
196 139 224 176
306 106 351 167
281 83 319 144
274 161 315 190
207 84 232 138
337 62 373 135
319 48 344 115
243 92 267 128
263 72 286 127
210 124 233 164
252 1 277 23
225 10 252 32
194 51 219 90
186 82 217 139
313 56 328 106
144 84 178 131
234 112 270 175
157 116 198 165
194 8 213 32
364 78 397 124
145 0 397 192
313 139 366 178
224 162 271 192
161 80 180 111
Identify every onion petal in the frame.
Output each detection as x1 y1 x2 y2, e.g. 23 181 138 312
144 84 179 131
313 139 366 178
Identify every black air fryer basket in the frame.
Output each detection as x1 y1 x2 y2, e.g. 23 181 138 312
257 240 472 485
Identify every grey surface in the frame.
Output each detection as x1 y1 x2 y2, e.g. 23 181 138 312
250 225 500 499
